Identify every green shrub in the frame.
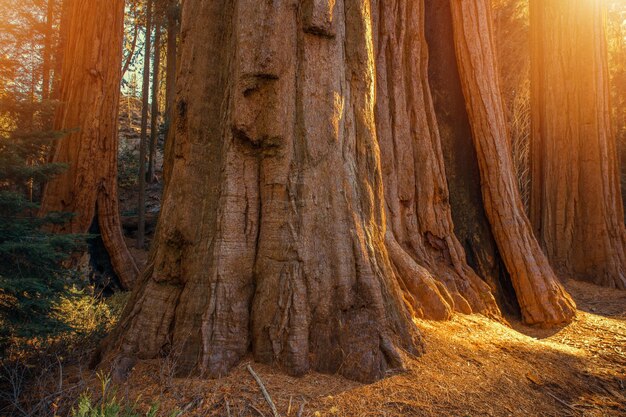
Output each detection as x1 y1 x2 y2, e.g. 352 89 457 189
72 372 180 417
0 98 84 354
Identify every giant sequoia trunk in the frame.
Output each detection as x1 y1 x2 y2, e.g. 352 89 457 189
451 0 575 325
425 0 575 326
40 0 138 289
530 0 626 290
424 0 516 315
98 0 421 383
373 0 500 320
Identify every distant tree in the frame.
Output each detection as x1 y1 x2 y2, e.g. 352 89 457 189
162 0 180 187
136 0 152 249
530 0 626 289
147 13 161 183
40 0 138 289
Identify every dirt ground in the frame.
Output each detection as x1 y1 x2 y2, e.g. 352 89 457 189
62 279 625 417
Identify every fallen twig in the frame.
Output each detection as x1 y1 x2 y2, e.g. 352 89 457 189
546 391 578 414
247 364 280 417
250 404 266 417
297 401 306 417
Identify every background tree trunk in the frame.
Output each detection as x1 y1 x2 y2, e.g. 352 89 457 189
530 0 626 290
162 0 179 188
40 0 138 289
137 0 152 249
148 17 161 183
51 0 70 101
450 0 576 325
98 0 422 383
164 0 178 133
373 0 500 320
41 0 55 101
121 10 139 80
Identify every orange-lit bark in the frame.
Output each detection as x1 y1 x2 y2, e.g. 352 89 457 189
373 0 500 320
425 1 517 315
40 0 138 289
97 0 422 383
450 0 575 325
530 0 626 290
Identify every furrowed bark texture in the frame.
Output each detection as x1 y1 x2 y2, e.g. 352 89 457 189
137 0 152 250
372 0 500 320
425 0 518 315
530 0 626 289
40 0 138 289
99 0 422 383
162 0 180 189
450 0 576 325
148 18 161 184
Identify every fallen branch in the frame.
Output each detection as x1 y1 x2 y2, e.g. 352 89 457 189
247 364 280 417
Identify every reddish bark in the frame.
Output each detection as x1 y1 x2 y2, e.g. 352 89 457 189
530 0 626 290
450 0 576 325
98 0 422 383
373 0 500 320
40 0 138 289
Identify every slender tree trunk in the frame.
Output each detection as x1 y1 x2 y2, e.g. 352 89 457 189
162 0 179 188
372 0 500 320
40 0 138 289
97 0 422 384
41 0 55 100
148 18 161 183
164 0 178 131
450 0 575 325
51 0 70 101
137 0 152 249
530 0 626 290
121 18 139 80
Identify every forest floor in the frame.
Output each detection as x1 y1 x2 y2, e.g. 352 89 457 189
59 278 625 417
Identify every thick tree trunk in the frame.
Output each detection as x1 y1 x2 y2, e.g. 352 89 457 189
98 0 422 383
373 0 500 320
530 0 626 290
40 0 138 289
450 0 576 325
425 1 519 315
